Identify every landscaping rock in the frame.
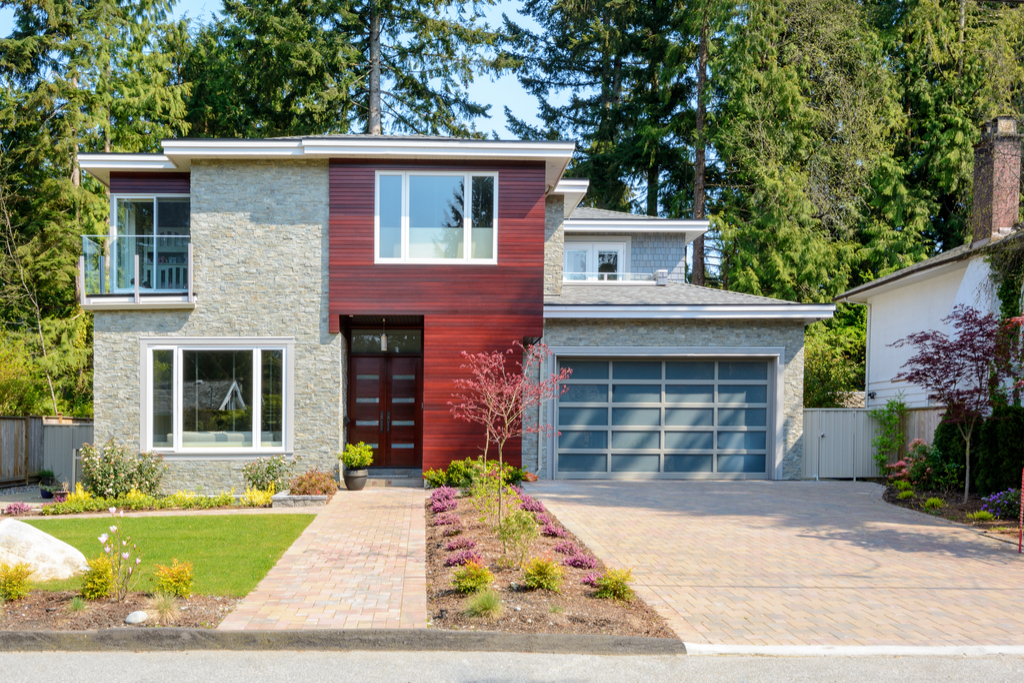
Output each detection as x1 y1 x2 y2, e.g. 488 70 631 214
125 611 148 625
0 518 88 581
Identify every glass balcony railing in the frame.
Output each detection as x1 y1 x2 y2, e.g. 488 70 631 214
563 271 656 282
81 235 192 298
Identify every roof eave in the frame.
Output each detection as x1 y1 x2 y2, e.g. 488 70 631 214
77 153 177 187
543 304 835 321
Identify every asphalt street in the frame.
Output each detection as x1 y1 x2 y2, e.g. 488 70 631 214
3 651 1024 682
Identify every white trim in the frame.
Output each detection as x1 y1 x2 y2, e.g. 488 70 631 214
543 304 835 320
836 257 969 303
78 155 178 186
542 346 786 481
82 296 195 311
562 237 631 281
374 170 498 265
551 178 590 217
139 337 296 457
565 219 709 232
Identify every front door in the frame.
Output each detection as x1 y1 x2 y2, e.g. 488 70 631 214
348 356 422 467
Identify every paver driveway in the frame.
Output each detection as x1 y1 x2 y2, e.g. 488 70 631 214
531 480 1024 646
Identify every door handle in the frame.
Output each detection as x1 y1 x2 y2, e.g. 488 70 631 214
380 411 384 432
387 411 391 433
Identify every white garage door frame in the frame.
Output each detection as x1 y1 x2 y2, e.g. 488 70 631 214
543 346 787 480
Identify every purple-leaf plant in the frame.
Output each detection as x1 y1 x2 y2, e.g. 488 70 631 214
444 549 483 567
3 502 31 516
581 572 601 587
534 514 551 526
553 540 579 555
444 537 477 552
433 512 461 526
430 486 457 503
542 524 567 538
430 497 458 513
563 553 598 569
519 495 545 513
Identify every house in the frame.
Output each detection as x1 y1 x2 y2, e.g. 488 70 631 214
836 117 1023 409
77 136 833 492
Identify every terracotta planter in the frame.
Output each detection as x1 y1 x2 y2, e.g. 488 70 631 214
343 469 368 491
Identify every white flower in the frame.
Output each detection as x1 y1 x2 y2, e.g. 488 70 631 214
104 546 111 553
135 558 141 565
109 525 117 533
98 533 109 544
108 507 116 514
121 552 129 559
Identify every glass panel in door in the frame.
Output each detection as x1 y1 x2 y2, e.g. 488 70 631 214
115 198 154 291
349 357 385 466
564 249 588 281
597 249 619 280
387 357 421 467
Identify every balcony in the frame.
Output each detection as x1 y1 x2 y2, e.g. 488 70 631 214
563 269 668 285
79 235 195 310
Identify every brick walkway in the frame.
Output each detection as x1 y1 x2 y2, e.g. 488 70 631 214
532 480 1024 647
218 488 427 631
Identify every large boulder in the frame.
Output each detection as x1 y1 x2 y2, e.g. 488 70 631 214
0 518 88 581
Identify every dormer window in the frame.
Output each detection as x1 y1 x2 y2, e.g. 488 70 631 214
563 239 630 281
375 171 497 264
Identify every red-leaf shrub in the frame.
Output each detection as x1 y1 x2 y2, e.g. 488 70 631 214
445 549 483 566
288 469 338 497
431 497 458 513
542 524 567 538
581 572 600 587
445 537 477 552
553 540 578 554
563 553 598 569
433 512 460 526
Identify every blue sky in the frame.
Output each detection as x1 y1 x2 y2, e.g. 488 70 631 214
0 0 544 138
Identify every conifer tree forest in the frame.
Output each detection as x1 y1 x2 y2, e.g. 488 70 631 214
1 0 1022 415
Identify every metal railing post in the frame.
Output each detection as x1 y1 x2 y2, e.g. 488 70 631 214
99 239 106 294
134 253 140 304
187 241 194 303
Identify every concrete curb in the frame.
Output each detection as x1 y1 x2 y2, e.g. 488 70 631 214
684 643 1024 657
0 629 686 656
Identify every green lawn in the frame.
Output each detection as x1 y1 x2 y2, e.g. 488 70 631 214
27 513 314 597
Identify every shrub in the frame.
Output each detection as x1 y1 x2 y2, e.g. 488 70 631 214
581 572 601 587
67 482 93 504
444 537 477 552
445 549 483 567
897 490 915 500
3 502 31 516
870 397 907 474
519 494 545 513
497 509 538 567
594 568 635 601
288 469 338 497
464 589 502 619
242 455 291 491
154 558 194 598
893 480 913 492
430 486 458 502
149 592 179 626
886 439 962 494
563 552 598 569
981 489 1021 520
442 522 465 537
81 556 114 600
0 562 31 601
924 497 944 511
340 442 374 470
243 484 275 508
429 457 527 490
534 513 551 525
451 561 494 594
522 557 563 592
431 497 458 513
553 540 579 555
966 510 995 522
423 468 448 489
80 441 166 498
541 524 567 538
433 512 461 526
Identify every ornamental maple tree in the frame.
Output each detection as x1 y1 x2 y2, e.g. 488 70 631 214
450 341 571 522
892 305 1010 503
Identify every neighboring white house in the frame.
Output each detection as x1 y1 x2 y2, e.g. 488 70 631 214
836 116 1022 409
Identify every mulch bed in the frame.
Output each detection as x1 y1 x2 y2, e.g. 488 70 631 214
882 487 1022 540
425 492 676 639
0 591 238 631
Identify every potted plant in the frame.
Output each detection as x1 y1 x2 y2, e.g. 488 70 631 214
37 469 56 499
339 442 374 491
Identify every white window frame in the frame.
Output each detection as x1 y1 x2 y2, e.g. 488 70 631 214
140 337 295 457
374 171 499 265
563 238 631 281
109 193 191 294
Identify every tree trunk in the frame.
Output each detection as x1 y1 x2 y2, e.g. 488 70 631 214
692 12 709 287
962 422 973 504
368 1 382 135
958 0 965 81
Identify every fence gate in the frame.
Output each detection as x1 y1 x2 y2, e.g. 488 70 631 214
0 417 30 485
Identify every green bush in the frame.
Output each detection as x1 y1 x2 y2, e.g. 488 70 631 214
893 480 913 492
497 509 538 567
870 397 907 475
594 568 635 601
423 468 448 489
242 455 292 491
423 457 526 489
41 489 239 516
464 589 502 618
932 419 979 492
451 561 494 594
966 510 995 522
522 557 563 592
81 556 113 600
976 405 1024 494
897 490 915 500
0 562 31 601
924 497 944 511
340 442 374 469
80 441 167 498
154 558 194 598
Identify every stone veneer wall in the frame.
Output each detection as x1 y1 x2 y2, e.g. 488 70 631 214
544 196 564 295
566 232 687 282
522 318 806 479
93 159 342 494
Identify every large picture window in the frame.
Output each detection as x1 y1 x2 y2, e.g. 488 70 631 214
145 340 291 453
375 171 497 263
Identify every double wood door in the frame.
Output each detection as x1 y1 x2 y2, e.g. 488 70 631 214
348 356 422 468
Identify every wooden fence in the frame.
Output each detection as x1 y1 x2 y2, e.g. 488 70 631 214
802 407 945 480
0 416 93 487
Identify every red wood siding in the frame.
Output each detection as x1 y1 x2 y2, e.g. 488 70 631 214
329 160 546 470
109 172 190 194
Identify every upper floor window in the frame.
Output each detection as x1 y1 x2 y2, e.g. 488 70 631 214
564 239 629 281
110 195 191 292
376 171 497 264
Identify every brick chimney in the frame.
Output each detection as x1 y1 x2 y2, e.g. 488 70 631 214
972 116 1022 244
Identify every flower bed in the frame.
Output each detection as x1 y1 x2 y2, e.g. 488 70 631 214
0 591 237 630
424 487 675 638
883 486 1022 540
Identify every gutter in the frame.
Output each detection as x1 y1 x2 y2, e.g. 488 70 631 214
543 304 835 321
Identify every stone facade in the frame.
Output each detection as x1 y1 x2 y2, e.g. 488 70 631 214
544 196 564 295
522 318 806 480
567 232 688 282
93 159 342 493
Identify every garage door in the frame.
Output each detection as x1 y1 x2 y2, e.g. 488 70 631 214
555 359 772 479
